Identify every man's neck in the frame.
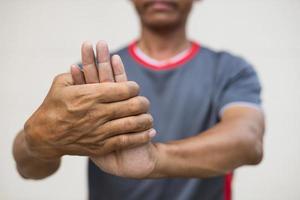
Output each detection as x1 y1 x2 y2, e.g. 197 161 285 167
138 25 190 61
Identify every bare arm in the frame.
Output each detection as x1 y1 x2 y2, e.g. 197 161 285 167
151 106 265 178
68 42 265 179
13 42 154 180
13 130 61 179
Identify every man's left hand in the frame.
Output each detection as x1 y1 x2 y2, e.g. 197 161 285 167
71 41 161 178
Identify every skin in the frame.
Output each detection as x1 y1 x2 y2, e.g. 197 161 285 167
133 0 196 60
152 107 264 178
13 42 156 179
71 41 160 178
70 46 264 178
133 0 264 178
13 0 265 180
71 0 264 179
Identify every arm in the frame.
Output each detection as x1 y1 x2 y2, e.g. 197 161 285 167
69 42 264 179
13 130 61 179
13 42 154 180
151 106 265 178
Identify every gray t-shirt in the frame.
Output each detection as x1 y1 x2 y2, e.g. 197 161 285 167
88 42 262 200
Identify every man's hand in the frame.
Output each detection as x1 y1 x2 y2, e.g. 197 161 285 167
71 41 160 178
24 70 154 162
71 41 265 179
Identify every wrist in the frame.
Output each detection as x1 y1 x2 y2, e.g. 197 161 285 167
13 131 61 179
148 142 173 178
23 118 61 162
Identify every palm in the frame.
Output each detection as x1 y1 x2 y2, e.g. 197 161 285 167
72 41 158 179
91 143 157 178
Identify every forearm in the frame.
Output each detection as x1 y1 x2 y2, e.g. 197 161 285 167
152 108 264 178
13 131 61 179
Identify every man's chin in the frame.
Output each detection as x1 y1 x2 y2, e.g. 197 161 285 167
143 18 182 32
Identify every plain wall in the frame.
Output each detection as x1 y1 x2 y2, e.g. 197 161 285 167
0 0 299 199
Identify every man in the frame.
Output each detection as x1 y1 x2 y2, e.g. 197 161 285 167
13 0 265 200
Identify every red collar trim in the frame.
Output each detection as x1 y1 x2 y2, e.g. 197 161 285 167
128 41 201 71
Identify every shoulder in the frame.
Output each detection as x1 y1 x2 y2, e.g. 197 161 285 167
202 46 253 70
200 46 257 81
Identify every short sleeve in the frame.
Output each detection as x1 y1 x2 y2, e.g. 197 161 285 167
214 53 262 117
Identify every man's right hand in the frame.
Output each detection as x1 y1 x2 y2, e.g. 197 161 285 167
24 72 154 161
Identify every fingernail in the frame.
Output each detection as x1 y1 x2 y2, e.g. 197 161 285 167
149 129 157 138
127 81 139 88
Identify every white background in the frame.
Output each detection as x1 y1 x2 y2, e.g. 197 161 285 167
0 0 299 199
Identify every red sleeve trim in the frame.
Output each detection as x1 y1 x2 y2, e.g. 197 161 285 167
128 40 201 71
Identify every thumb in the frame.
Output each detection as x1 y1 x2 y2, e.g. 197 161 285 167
53 73 75 88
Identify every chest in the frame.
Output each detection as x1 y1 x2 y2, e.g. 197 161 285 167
125 63 216 141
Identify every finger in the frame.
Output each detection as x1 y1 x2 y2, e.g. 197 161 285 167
71 81 140 103
104 96 150 120
111 54 128 82
96 41 114 83
80 114 153 143
81 41 99 83
62 129 156 156
106 129 156 151
70 64 85 85
94 129 156 156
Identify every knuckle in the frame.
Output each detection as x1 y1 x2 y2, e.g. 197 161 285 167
116 83 130 99
136 131 150 144
123 117 135 130
108 140 118 152
144 114 154 128
105 106 116 120
94 88 105 101
127 81 140 95
83 109 100 126
64 99 82 115
64 91 92 115
53 74 61 83
90 143 105 156
142 132 150 143
99 83 117 100
136 114 153 130
94 87 107 101
118 135 128 147
65 100 79 114
100 103 119 122
53 73 66 83
125 96 150 115
139 96 150 109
